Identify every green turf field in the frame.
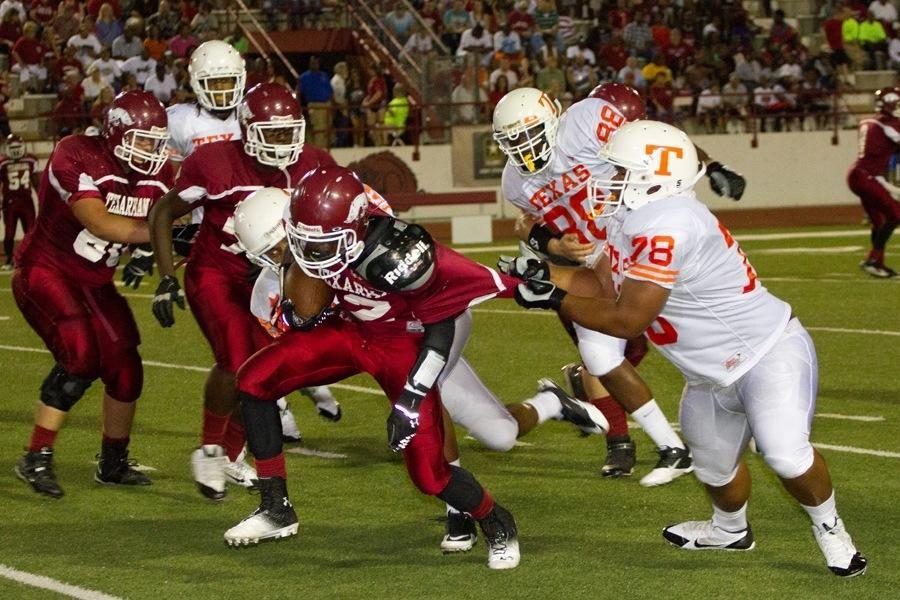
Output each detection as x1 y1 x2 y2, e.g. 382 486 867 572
0 225 897 599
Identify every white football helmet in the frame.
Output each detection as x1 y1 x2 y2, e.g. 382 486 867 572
189 40 246 111
492 87 561 176
234 187 290 270
591 120 704 215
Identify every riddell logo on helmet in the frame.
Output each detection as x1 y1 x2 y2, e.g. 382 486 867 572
644 144 683 176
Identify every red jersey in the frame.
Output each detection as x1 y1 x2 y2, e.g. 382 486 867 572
326 238 516 334
16 135 175 286
851 114 900 176
12 37 44 66
174 140 336 277
29 0 57 25
0 153 39 208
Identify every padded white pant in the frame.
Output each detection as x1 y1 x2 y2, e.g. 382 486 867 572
574 322 627 377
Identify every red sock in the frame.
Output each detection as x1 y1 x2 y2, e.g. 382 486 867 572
101 434 129 450
201 408 230 446
223 418 245 462
591 396 629 438
256 453 286 479
868 249 884 264
470 489 495 520
29 425 58 452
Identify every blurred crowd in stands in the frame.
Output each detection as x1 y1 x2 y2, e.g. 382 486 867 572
0 0 898 145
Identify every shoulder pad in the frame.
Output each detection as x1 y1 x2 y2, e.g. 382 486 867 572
356 218 436 292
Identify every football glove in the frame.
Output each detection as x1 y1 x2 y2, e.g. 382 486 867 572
387 390 422 452
122 244 154 289
278 299 336 332
152 275 186 328
172 223 200 257
707 162 746 201
514 279 567 311
497 255 550 280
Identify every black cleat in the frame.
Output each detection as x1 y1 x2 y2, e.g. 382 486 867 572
601 439 636 478
224 476 299 546
95 448 152 486
538 378 609 434
859 260 897 278
477 503 520 570
441 511 477 553
16 447 64 499
561 362 589 401
640 446 694 487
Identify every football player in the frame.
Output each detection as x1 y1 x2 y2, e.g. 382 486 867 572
231 186 607 554
12 91 173 498
514 120 867 578
148 83 336 501
494 84 694 485
224 167 523 570
848 86 900 278
0 134 39 270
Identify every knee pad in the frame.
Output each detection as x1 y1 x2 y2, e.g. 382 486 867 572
468 417 518 452
40 364 94 412
693 463 740 488
102 348 143 403
763 444 815 480
578 337 626 377
239 392 282 460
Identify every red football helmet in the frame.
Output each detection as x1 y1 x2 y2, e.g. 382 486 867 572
5 134 25 160
238 83 305 168
103 90 169 175
286 166 369 279
874 87 900 118
589 83 647 122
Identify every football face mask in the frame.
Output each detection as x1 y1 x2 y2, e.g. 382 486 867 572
245 118 306 169
115 128 170 175
286 222 363 280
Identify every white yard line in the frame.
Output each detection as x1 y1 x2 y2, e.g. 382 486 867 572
285 447 348 459
752 245 863 254
814 443 900 459
807 326 900 337
816 413 885 422
0 564 123 600
0 316 9 320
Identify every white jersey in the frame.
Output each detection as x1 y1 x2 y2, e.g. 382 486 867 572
501 97 626 266
604 193 791 386
250 267 285 338
166 102 241 162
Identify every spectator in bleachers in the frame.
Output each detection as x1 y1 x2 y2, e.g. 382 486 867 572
11 21 45 93
245 57 268 89
361 66 387 144
566 53 597 99
641 50 673 85
517 55 535 88
418 0 441 36
383 1 415 44
191 2 219 41
0 11 23 56
80 63 107 103
147 0 180 39
606 0 629 31
450 66 486 124
330 60 352 148
734 51 761 90
120 71 139 92
753 73 789 131
696 80 725 133
768 9 797 51
535 53 565 95
404 20 434 60
470 0 496 31
648 72 676 123
457 22 494 67
298 55 333 147
618 55 646 90
557 5 578 48
623 9 653 59
29 0 56 26
53 2 81 44
797 67 831 129
489 55 518 91
777 52 804 83
90 46 121 86
566 37 596 66
112 19 144 59
224 24 250 54
859 10 888 68
89 83 115 126
890 24 900 69
121 46 156 84
68 20 102 68
53 85 87 134
721 71 749 132
823 5 852 78
868 0 897 26
534 0 560 49
494 22 522 61
651 12 671 48
377 82 410 145
95 3 123 48
0 0 25 22
144 24 167 60
180 0 198 23
489 73 509 109
168 22 198 58
442 0 471 54
86 0 118 19
143 60 176 102
507 0 535 47
57 44 84 78
664 27 694 77
599 28 628 72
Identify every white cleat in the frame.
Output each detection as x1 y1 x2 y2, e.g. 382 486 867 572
487 537 520 570
639 446 694 487
191 444 227 501
479 503 520 570
538 378 608 435
224 477 298 547
662 519 755 551
812 517 868 577
276 398 303 443
302 387 342 422
224 449 258 489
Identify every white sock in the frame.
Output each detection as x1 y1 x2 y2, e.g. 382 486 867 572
446 459 461 514
521 390 562 425
803 491 838 528
276 397 288 411
712 502 749 532
631 399 684 450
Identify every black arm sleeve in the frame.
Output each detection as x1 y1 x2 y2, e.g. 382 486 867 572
402 316 456 404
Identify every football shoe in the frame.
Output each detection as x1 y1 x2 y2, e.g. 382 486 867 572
15 447 64 499
812 517 868 577
0 262 13 271
478 503 520 570
663 520 755 551
224 476 299 547
601 439 636 478
224 449 258 489
441 510 477 553
95 447 152 486
301 387 343 422
191 444 227 501
859 260 897 278
537 378 609 435
561 362 589 402
277 398 302 444
640 446 694 487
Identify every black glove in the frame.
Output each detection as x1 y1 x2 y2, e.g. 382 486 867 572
707 162 746 201
278 299 335 331
386 390 422 452
122 244 154 289
497 255 550 280
514 279 567 311
152 275 186 328
172 223 200 257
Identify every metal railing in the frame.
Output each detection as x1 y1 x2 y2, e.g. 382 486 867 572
232 0 299 85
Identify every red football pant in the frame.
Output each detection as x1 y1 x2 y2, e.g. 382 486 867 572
3 202 35 260
12 266 143 402
238 318 451 496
